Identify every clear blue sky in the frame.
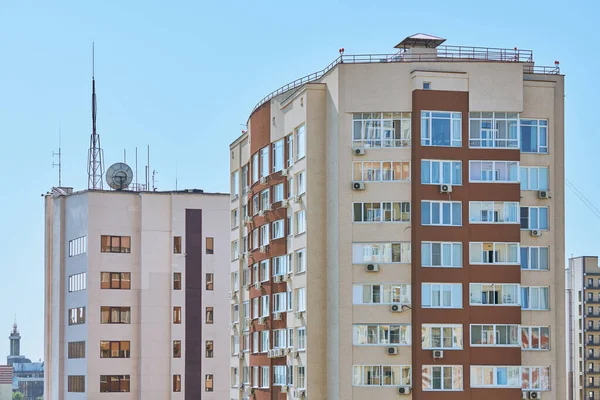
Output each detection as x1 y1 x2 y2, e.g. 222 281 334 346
0 0 596 361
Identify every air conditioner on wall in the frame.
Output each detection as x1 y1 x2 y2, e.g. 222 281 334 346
538 190 550 199
366 264 379 272
398 386 411 395
386 347 398 355
352 181 366 191
530 230 542 237
440 184 452 193
353 147 366 155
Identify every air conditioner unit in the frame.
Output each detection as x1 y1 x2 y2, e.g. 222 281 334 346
282 199 290 208
259 245 267 253
289 350 298 358
260 176 268 185
243 284 250 291
258 317 266 325
286 273 293 282
273 312 282 321
245 387 255 396
530 229 542 237
243 186 250 194
228 291 234 300
241 253 247 260
366 264 379 272
239 383 245 391
538 190 550 199
238 352 244 360
283 348 290 355
528 391 541 399
281 385 288 393
353 147 366 155
440 184 452 193
390 304 402 313
273 275 283 283
294 389 306 398
244 216 253 224
254 282 262 290
281 169 288 176
294 195 302 204
398 386 411 395
295 311 304 319
258 210 265 217
386 347 398 355
244 319 250 329
267 349 274 358
433 350 444 359
352 181 366 191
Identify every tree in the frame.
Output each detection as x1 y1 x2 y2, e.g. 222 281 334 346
12 392 24 400
36 397 44 400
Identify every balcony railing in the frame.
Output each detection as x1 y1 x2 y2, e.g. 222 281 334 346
588 299 600 304
587 313 600 318
588 354 600 360
588 326 600 332
250 46 559 114
589 342 600 346
588 284 600 289
586 383 600 388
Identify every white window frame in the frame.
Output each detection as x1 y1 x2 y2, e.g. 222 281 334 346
273 139 284 173
272 255 287 277
353 324 411 346
520 166 549 191
231 240 239 261
260 295 270 317
260 366 270 388
352 112 411 148
470 366 521 388
273 183 284 202
231 170 239 199
468 112 519 149
273 329 286 350
421 283 462 309
469 242 520 265
521 326 550 351
353 201 411 223
520 246 550 271
272 220 284 239
520 119 548 154
259 260 269 282
260 146 270 178
252 365 259 387
297 327 306 350
469 283 521 306
469 160 520 183
252 332 259 354
520 206 549 230
252 194 259 216
353 284 411 305
295 124 306 160
286 134 294 168
352 365 412 386
521 286 550 310
295 210 306 235
469 202 519 224
353 161 411 182
296 249 306 274
421 201 462 226
260 189 269 211
420 160 462 185
297 366 306 389
422 365 463 391
421 242 462 268
231 209 239 229
421 111 462 147
273 365 287 386
296 171 306 196
296 287 306 312
352 242 411 264
259 224 270 247
260 331 269 353
252 153 259 184
273 292 287 313
521 366 551 390
470 324 520 347
421 324 463 350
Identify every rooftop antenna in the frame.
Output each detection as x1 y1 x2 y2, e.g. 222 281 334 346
175 162 178 191
53 123 62 186
152 169 158 191
87 42 105 189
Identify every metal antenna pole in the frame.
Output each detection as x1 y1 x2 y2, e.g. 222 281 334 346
53 123 62 186
87 42 104 189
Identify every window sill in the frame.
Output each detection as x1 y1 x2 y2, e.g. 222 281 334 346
422 265 463 269
295 232 307 238
469 222 520 225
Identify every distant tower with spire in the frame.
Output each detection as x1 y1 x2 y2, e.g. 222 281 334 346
9 317 21 357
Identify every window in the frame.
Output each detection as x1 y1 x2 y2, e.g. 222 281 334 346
68 307 86 325
68 376 85 392
252 229 258 249
296 249 306 274
421 111 462 147
287 290 293 312
260 366 270 388
296 124 306 160
243 266 250 287
100 272 131 289
521 286 550 310
296 288 306 311
252 264 259 285
273 139 284 172
173 340 181 358
231 240 239 260
205 374 213 392
353 202 410 223
242 165 249 193
206 307 214 323
243 301 250 323
260 331 269 353
259 224 270 246
100 306 130 324
286 134 294 168
521 366 550 390
421 325 463 349
297 327 306 350
469 202 519 223
273 183 284 202
421 242 462 268
231 304 239 324
421 160 462 185
353 324 411 345
469 283 520 306
520 119 548 153
273 329 287 349
205 340 213 358
421 284 462 308
469 112 519 148
287 216 292 236
100 235 131 253
287 328 294 348
297 367 306 389
520 206 549 230
100 375 130 393
243 366 250 385
259 260 269 282
421 201 462 226
260 295 269 317
231 271 239 292
469 242 520 265
206 237 214 254
352 365 411 386
68 272 87 292
422 365 463 391
296 171 306 195
252 332 259 353
273 292 287 313
274 365 287 386
206 273 214 290
231 170 239 199
173 307 182 324
173 375 181 392
353 161 410 182
352 112 411 148
231 209 239 229
69 236 87 257
469 161 519 182
521 326 550 350
173 273 181 290
231 367 239 388
470 366 520 388
232 335 240 355
470 325 520 346
353 284 411 305
68 341 86 359
295 210 306 234
259 147 270 179
260 188 269 211
352 242 411 264
252 194 259 215
252 153 259 183
100 341 130 358
521 247 549 270
520 167 549 190
272 256 287 277
423 81 431 90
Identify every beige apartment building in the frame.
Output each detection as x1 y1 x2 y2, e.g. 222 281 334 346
44 187 230 400
229 34 565 400
568 256 600 400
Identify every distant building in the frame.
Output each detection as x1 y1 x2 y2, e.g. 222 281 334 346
0 366 13 400
6 322 43 400
44 187 230 399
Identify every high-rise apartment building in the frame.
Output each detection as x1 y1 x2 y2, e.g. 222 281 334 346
229 34 565 400
568 256 600 400
44 187 229 399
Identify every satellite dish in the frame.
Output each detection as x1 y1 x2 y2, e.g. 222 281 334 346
106 162 133 190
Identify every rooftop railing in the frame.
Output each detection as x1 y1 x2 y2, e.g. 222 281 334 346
250 45 559 115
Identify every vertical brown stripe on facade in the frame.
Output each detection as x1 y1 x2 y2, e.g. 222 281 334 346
249 102 271 155
411 90 522 399
185 209 203 398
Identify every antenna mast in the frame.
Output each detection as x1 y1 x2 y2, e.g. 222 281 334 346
87 42 104 189
53 123 62 186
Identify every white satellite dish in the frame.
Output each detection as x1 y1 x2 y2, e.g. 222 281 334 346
106 162 133 190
